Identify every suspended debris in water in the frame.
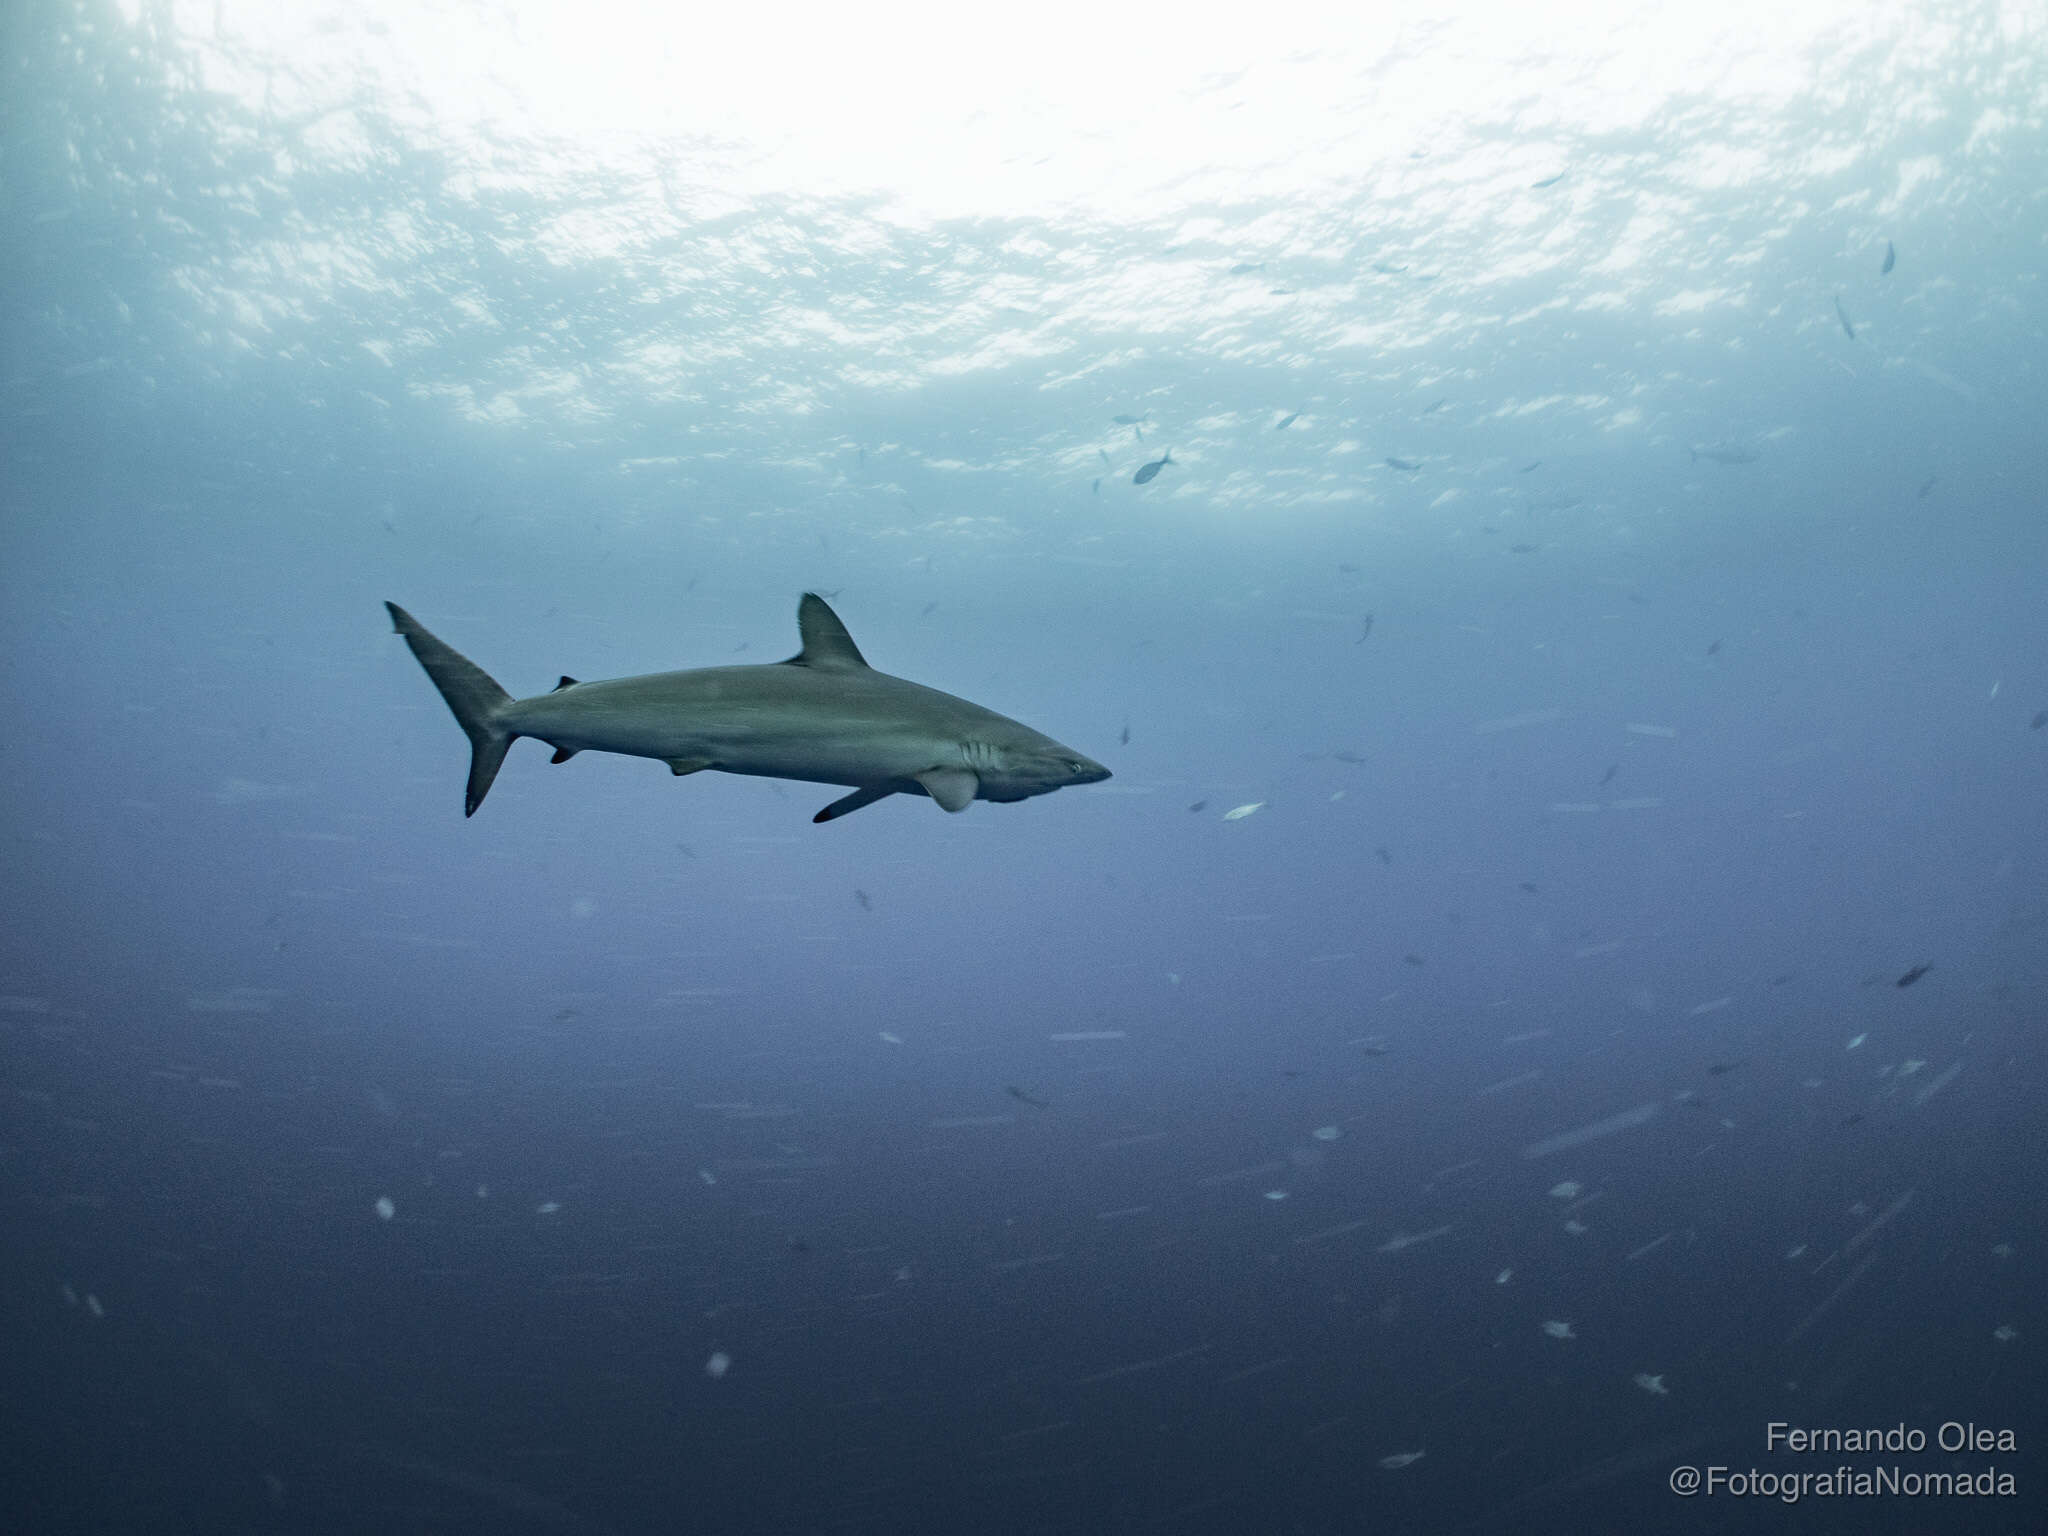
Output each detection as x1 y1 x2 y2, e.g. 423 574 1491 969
1386 457 1421 472
1881 240 1896 275
1834 296 1856 340
1896 963 1931 988
1112 413 1148 425
1542 1320 1575 1339
1634 1372 1670 1396
1379 1451 1426 1470
1007 1085 1050 1109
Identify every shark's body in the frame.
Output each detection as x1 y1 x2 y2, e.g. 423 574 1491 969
385 594 1110 823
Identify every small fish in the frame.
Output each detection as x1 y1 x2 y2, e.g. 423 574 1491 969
1378 1451 1426 1470
1092 477 1100 494
1599 764 1617 785
1509 543 1538 554
1357 613 1374 644
1229 262 1264 275
1690 443 1758 465
1221 801 1265 821
1119 722 1130 746
1372 261 1408 275
1275 411 1300 431
1333 750 1365 764
1133 450 1174 485
1385 457 1420 472
2032 710 2047 730
1707 1061 1742 1076
1917 476 1937 498
1187 800 1208 813
1007 1085 1049 1109
1374 846 1392 865
1834 296 1856 340
1112 413 1148 425
1134 424 1144 442
856 447 865 465
1707 640 1721 656
1895 963 1931 988
1423 398 1446 414
1881 240 1896 275
1403 953 1425 966
1531 172 1566 189
1519 882 1538 894
1098 449 1111 467
1518 460 1541 472
1633 1373 1669 1397
854 889 872 911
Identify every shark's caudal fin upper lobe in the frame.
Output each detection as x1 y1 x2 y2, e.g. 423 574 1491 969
385 602 515 816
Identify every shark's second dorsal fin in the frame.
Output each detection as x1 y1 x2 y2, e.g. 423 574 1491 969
785 593 869 670
553 676 579 691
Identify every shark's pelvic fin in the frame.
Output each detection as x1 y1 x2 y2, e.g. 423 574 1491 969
549 748 578 764
385 602 516 817
785 593 869 670
666 757 714 776
813 784 898 823
915 768 979 812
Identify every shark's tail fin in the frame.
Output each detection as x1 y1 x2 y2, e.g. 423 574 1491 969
385 602 516 816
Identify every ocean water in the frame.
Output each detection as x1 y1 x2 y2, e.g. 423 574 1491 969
3 3 2044 1532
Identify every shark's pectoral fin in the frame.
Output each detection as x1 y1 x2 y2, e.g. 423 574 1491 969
813 785 898 823
549 747 579 764
915 768 980 812
666 757 715 777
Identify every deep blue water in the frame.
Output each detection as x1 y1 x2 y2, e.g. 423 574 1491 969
4 3 2044 1532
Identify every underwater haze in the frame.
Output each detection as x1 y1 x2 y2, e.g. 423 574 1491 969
4 1 2046 1532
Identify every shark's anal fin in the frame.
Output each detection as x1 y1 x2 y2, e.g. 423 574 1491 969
915 768 980 812
550 747 579 764
666 757 714 777
814 785 897 823
553 676 579 691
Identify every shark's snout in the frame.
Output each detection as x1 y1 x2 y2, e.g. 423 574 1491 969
1070 756 1112 785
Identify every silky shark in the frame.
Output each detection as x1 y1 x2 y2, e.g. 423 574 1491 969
385 594 1111 823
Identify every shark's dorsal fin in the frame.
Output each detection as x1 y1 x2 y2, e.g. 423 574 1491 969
785 593 869 670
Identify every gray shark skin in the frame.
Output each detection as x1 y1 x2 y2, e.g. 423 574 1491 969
385 594 1111 823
